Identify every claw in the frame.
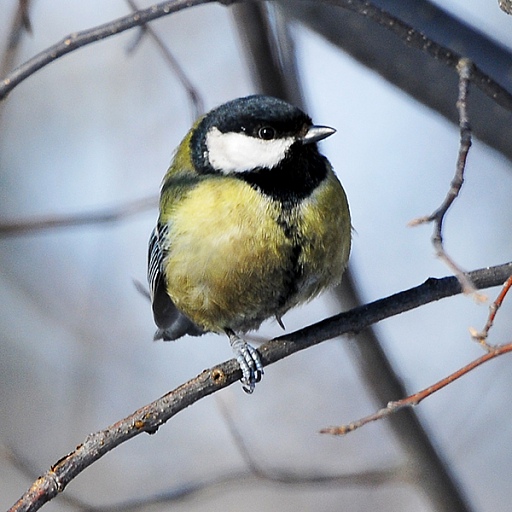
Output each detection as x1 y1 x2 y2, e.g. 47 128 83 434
226 330 264 393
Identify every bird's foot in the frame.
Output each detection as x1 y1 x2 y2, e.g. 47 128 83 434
227 330 264 393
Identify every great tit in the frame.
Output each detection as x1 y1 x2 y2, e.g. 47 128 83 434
148 95 351 393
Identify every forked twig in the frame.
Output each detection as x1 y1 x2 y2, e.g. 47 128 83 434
321 342 512 436
322 271 512 436
410 58 480 297
470 275 512 350
124 0 204 119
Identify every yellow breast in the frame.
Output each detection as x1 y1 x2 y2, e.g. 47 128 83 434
162 173 350 333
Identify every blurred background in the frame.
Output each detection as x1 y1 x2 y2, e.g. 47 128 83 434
1 1 512 511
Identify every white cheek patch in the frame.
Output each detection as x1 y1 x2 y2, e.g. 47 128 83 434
205 127 294 173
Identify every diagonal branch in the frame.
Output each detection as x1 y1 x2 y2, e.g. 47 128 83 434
1 0 512 113
8 260 512 512
321 341 512 436
124 0 205 119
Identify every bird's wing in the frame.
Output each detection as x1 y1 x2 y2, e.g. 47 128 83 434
147 223 165 303
147 223 205 340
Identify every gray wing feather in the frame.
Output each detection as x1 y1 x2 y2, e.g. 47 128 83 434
147 223 205 340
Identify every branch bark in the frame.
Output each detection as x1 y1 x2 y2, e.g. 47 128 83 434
1 0 512 113
8 261 512 512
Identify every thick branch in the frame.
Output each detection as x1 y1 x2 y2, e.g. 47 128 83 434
8 261 512 512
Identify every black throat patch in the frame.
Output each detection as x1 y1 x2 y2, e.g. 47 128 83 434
237 142 328 206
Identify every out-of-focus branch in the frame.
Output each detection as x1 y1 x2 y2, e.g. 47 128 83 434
0 0 33 78
125 0 204 119
8 261 512 512
2 0 512 113
0 195 157 237
0 0 33 122
323 275 512 435
0 441 398 512
233 5 474 511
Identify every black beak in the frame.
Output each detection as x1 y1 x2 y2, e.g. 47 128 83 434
301 125 336 145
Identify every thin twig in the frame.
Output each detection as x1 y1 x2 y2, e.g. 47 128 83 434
410 58 479 296
216 394 400 485
124 0 204 119
2 0 512 112
7 261 512 512
0 195 157 237
470 275 512 350
323 269 512 436
321 341 512 436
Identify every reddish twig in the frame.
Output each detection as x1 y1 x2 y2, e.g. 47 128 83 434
470 275 512 350
7 262 512 512
323 270 512 436
321 341 512 436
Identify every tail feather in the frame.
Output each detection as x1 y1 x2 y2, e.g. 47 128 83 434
154 312 206 341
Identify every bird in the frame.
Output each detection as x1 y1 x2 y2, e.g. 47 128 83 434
147 95 351 393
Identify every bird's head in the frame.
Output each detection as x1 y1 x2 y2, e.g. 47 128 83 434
189 95 335 175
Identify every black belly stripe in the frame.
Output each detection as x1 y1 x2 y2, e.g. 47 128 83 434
275 207 304 308
235 143 328 307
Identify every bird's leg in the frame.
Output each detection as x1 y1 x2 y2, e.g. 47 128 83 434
226 329 264 393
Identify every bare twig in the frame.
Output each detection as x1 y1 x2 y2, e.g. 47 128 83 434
216 394 400 485
2 0 512 113
7 261 512 512
124 0 204 119
321 341 512 436
410 58 478 296
1 440 397 512
323 267 512 436
0 195 157 237
470 275 512 349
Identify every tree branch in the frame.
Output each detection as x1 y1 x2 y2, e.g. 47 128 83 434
409 58 477 295
1 0 512 113
8 261 512 512
323 272 512 435
321 341 512 435
0 195 157 237
0 0 214 101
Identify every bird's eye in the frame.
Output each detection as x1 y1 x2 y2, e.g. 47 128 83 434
258 126 276 140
